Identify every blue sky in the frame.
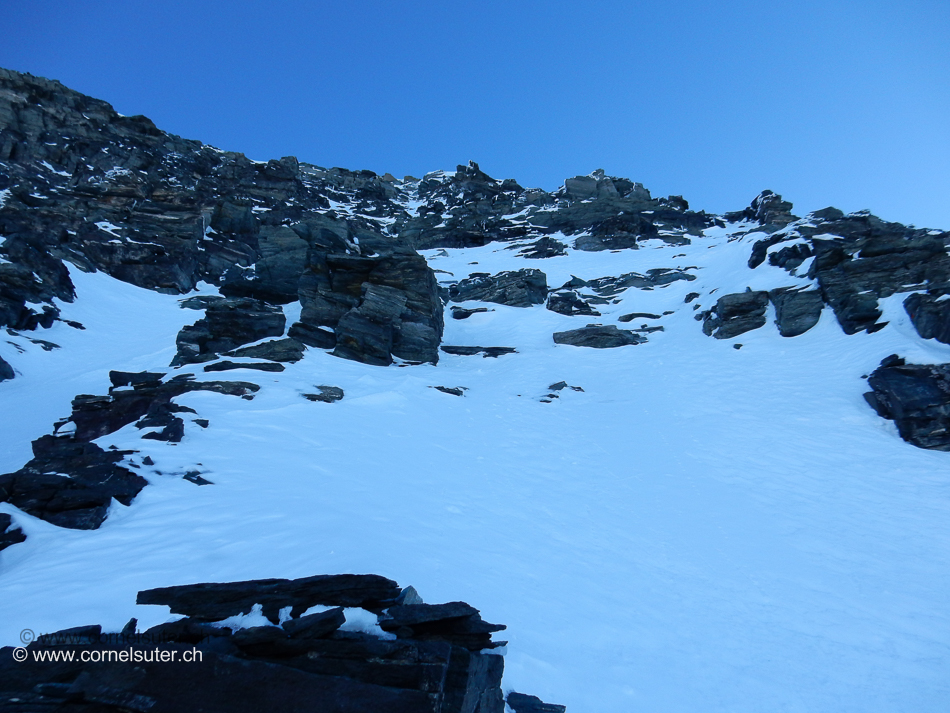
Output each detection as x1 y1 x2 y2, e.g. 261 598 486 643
4 0 949 228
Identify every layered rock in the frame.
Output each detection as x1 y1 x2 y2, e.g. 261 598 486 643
864 356 950 451
448 269 548 308
701 291 770 339
0 574 521 713
553 324 645 348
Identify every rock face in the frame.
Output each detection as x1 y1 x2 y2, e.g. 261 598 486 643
0 574 517 713
172 297 287 366
553 324 645 348
864 356 950 451
769 287 823 337
904 293 950 344
701 291 770 339
298 251 444 366
448 269 548 308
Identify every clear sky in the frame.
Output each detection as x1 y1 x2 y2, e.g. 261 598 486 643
3 0 949 228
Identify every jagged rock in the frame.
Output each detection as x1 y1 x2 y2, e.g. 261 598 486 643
904 293 950 344
220 225 309 303
288 321 336 348
3 573 511 713
0 374 258 529
303 386 344 403
379 602 506 652
864 357 950 450
0 436 146 529
432 386 466 396
561 268 695 298
769 242 813 272
573 213 659 251
299 252 443 366
449 306 490 320
0 355 13 381
137 573 403 623
553 324 645 348
517 237 567 259
227 338 306 363
0 513 26 552
545 291 600 316
702 291 769 339
769 287 823 337
725 190 798 228
441 346 517 358
449 269 547 307
548 382 583 392
204 361 286 373
507 691 567 713
173 297 286 365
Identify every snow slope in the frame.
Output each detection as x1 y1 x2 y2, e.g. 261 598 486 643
2 226 950 712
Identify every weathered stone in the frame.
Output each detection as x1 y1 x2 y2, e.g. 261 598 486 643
172 297 286 366
432 386 466 397
449 269 547 307
553 324 645 348
618 312 661 322
545 291 600 316
0 513 26 552
864 358 950 450
904 293 950 344
702 291 769 339
204 360 286 373
441 346 517 358
227 338 306 363
0 355 13 381
769 288 823 337
288 321 336 348
518 237 567 259
137 574 402 623
450 306 490 320
303 386 344 403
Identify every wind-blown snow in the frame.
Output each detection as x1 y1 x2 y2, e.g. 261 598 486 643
1 230 949 712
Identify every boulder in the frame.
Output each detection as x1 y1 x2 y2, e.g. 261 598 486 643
303 386 344 403
0 355 14 381
227 338 306 363
545 291 600 317
553 324 645 348
441 346 517 358
507 692 568 713
769 288 823 337
904 293 950 344
449 269 547 308
0 513 26 552
702 291 769 339
172 297 286 366
864 357 950 450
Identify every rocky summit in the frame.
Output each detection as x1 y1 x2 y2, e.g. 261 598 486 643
1 68 950 711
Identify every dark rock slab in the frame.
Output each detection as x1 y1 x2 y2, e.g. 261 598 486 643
282 607 346 640
561 268 694 298
432 386 466 396
553 324 645 348
288 321 336 348
0 355 13 382
769 287 823 337
137 573 402 623
449 269 547 307
618 312 661 322
0 436 146 530
204 360 286 373
450 306 490 320
725 190 798 229
173 297 286 366
701 290 769 339
380 602 506 652
441 346 517 358
904 293 950 344
507 691 568 713
545 291 600 317
517 237 567 259
227 338 306 363
303 386 344 403
864 357 950 450
0 513 26 552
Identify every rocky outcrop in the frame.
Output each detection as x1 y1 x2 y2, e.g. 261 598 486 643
0 574 520 713
545 291 600 317
441 346 517 358
448 269 547 308
298 251 443 366
172 297 286 366
0 371 259 531
0 355 13 381
701 291 770 339
0 513 26 552
864 356 950 450
553 324 645 348
507 692 567 713
725 190 798 229
904 293 950 344
769 287 823 337
303 385 344 403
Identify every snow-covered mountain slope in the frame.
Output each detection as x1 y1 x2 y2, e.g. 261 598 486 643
1 68 950 712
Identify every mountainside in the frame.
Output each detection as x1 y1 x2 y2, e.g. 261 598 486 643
1 68 949 711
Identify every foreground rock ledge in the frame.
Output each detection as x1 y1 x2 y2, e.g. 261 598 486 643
0 573 566 713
